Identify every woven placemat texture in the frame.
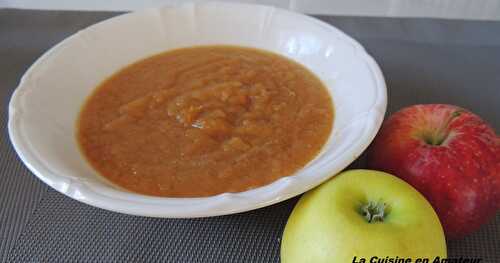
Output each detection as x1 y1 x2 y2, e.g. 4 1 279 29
1 9 499 263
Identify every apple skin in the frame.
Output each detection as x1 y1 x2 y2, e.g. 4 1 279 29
367 104 499 239
281 170 447 263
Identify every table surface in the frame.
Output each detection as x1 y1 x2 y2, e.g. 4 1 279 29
1 9 499 263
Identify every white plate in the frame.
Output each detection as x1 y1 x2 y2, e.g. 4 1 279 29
8 2 386 218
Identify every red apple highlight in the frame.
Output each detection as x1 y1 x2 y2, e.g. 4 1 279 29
367 104 499 239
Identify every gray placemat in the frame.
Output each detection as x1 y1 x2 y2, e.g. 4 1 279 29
1 9 499 263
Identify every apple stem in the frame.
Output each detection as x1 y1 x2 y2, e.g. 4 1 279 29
360 201 387 223
423 109 463 146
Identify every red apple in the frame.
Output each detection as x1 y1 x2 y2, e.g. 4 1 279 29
367 104 499 239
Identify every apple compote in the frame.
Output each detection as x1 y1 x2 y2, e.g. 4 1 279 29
78 46 333 197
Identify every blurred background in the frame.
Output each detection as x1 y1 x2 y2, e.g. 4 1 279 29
2 0 500 20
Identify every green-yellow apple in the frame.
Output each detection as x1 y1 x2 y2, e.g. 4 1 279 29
281 170 447 263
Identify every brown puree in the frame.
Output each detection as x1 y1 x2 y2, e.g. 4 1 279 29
78 46 333 197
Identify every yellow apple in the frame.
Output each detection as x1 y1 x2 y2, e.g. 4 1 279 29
281 170 447 263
